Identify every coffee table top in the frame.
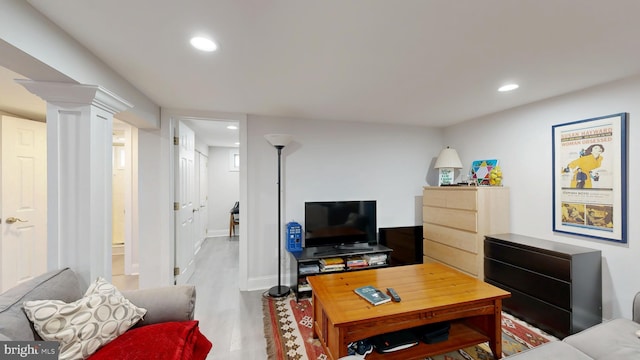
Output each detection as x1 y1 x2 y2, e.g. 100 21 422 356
307 263 510 325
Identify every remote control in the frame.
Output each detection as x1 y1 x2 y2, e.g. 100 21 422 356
387 288 401 302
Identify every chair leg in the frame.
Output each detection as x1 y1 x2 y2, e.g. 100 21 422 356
229 214 234 236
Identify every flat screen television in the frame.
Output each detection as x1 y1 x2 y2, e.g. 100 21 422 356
304 200 377 253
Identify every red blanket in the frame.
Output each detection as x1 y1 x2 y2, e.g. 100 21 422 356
89 320 212 360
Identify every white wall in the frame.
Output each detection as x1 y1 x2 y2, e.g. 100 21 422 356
245 116 443 290
207 146 240 236
445 75 640 320
137 125 173 288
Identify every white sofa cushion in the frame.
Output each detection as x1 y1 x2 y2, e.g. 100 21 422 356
506 340 592 359
563 318 640 360
0 268 82 341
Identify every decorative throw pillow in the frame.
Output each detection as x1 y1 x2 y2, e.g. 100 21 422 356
23 277 147 360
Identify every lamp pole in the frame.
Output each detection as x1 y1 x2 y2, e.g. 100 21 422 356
264 134 293 298
268 145 290 297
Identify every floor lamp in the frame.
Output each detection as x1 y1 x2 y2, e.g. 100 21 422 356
264 134 293 298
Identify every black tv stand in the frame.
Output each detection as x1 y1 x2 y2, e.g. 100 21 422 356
288 244 393 300
313 244 374 256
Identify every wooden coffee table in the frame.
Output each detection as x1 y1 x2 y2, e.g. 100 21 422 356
307 263 511 359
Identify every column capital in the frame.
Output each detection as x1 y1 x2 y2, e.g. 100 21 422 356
15 80 133 115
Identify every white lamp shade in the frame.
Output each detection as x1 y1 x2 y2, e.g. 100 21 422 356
264 134 293 147
434 147 463 169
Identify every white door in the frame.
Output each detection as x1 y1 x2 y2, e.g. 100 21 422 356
192 152 202 252
198 151 208 245
174 121 196 284
0 116 47 293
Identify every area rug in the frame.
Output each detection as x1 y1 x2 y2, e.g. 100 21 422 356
262 294 557 360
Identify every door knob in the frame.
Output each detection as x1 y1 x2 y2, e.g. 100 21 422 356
5 217 27 224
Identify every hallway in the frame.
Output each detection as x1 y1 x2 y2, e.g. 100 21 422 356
188 236 267 359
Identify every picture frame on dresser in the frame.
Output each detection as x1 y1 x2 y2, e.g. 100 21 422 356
552 113 627 243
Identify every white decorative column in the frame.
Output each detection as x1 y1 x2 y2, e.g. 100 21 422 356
17 80 132 287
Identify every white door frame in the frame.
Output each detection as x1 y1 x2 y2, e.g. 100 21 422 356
164 110 248 289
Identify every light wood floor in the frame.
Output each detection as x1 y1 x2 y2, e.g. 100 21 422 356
110 236 268 359
187 236 268 359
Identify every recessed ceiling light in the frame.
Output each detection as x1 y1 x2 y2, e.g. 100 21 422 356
190 37 217 52
226 125 238 130
498 84 519 92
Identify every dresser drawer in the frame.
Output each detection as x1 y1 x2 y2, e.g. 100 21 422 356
485 258 570 309
424 224 478 254
424 240 477 276
485 239 571 281
487 279 572 339
423 189 477 210
423 206 477 232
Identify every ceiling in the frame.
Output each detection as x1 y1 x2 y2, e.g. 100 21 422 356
4 1 640 136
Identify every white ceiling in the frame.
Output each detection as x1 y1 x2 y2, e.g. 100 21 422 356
5 1 640 134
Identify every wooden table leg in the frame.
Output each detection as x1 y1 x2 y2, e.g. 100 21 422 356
488 299 503 359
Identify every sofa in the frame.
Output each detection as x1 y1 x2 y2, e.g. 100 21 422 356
507 291 640 359
0 268 212 360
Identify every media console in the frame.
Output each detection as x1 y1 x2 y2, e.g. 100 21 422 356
288 244 392 300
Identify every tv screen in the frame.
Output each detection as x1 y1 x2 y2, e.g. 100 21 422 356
304 200 377 249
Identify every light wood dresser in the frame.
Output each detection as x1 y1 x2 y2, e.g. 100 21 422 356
422 186 510 279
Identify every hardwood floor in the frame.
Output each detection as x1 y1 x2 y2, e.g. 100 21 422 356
111 252 139 291
187 236 268 359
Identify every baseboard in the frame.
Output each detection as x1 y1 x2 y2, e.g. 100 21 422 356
207 229 232 237
112 244 125 255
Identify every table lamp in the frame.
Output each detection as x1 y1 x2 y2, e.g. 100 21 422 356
434 146 462 186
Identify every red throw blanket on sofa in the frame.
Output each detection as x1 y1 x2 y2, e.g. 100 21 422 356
89 321 212 360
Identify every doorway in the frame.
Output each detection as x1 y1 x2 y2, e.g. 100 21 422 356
111 119 138 290
173 118 241 285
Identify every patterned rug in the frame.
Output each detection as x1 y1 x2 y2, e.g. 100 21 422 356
262 294 557 360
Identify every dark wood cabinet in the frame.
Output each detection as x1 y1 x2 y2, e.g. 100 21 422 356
484 233 602 339
378 226 423 266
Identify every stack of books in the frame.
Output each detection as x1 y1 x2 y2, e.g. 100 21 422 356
298 279 312 292
299 263 320 275
364 253 387 266
319 257 345 272
346 256 369 269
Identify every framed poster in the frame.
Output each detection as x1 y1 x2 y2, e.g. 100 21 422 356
552 113 627 243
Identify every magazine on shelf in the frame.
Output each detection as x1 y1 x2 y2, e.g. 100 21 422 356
320 264 345 272
346 256 368 268
354 285 391 306
320 257 344 266
363 253 387 266
299 264 320 274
